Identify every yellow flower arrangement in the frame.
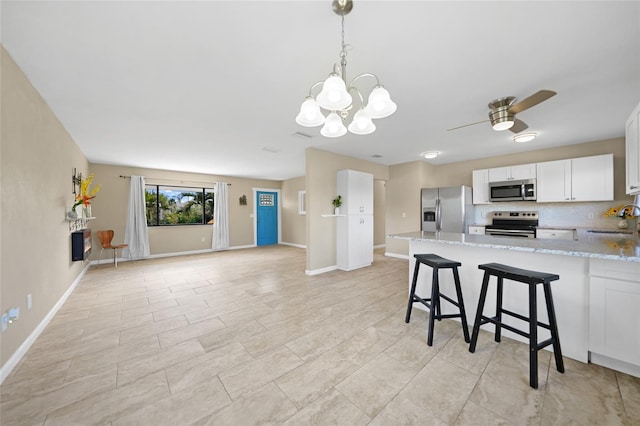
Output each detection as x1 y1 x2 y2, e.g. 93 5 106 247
73 173 101 210
604 205 637 219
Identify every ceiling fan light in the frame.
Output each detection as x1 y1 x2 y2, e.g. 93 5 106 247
348 109 376 135
492 120 514 131
295 98 325 127
320 112 347 138
513 132 537 143
365 86 397 119
317 74 352 111
489 108 515 131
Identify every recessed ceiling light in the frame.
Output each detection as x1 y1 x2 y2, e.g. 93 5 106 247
422 151 439 159
513 133 537 143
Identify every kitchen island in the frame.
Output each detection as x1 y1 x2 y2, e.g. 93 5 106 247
389 231 640 377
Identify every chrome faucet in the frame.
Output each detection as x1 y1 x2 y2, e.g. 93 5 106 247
618 194 640 218
617 204 640 217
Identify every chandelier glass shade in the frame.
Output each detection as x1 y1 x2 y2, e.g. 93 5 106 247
295 0 396 138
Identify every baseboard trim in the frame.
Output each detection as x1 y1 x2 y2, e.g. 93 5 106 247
385 252 410 260
280 242 306 249
374 244 386 249
0 263 91 384
590 352 640 378
305 265 338 276
90 245 259 264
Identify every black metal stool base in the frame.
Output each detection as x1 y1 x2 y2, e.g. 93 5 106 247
405 254 470 346
468 263 565 389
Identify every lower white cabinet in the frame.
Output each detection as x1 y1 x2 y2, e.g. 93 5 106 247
589 260 640 374
337 215 373 271
468 225 486 235
536 228 576 240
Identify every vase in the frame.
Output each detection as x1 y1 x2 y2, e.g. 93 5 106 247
82 205 92 219
67 209 77 220
334 207 340 215
617 218 629 229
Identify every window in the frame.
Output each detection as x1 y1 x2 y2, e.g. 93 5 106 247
145 185 214 226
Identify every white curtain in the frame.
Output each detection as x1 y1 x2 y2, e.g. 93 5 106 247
123 175 150 259
212 182 229 250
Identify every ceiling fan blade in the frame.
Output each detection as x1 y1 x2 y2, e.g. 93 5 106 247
509 119 529 134
509 90 557 114
447 119 490 131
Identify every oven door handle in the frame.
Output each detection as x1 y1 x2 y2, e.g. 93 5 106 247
487 229 535 237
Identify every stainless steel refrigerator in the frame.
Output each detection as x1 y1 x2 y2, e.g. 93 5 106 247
421 186 473 233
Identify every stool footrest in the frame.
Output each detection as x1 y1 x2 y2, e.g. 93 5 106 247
501 308 551 331
537 338 556 351
439 293 461 308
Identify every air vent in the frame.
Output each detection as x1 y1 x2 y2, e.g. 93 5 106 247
261 146 281 154
292 131 313 139
371 154 383 158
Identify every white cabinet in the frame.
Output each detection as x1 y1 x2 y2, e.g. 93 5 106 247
468 225 485 235
626 100 640 195
337 169 373 214
537 154 613 202
589 260 640 375
536 228 576 240
488 163 536 182
337 215 373 271
472 169 491 205
336 169 374 271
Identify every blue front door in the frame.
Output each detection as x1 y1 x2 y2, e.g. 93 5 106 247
257 191 278 246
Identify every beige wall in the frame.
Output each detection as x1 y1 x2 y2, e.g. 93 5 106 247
281 176 306 247
385 137 631 256
373 180 386 246
1 48 89 367
89 164 282 255
305 148 389 272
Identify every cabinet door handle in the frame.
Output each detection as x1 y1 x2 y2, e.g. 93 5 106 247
631 185 639 189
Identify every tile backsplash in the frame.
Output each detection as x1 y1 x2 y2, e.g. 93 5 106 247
473 200 638 230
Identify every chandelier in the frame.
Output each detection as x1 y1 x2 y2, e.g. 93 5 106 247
295 0 397 138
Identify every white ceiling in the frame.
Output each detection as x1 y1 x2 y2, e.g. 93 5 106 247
2 1 639 181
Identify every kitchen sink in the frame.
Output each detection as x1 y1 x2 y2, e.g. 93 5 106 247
587 230 634 235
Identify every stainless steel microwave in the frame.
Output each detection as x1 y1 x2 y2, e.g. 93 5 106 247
489 179 536 202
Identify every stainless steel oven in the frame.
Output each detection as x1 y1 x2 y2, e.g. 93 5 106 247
489 179 536 202
485 211 538 238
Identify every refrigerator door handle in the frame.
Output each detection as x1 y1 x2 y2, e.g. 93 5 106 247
435 198 441 231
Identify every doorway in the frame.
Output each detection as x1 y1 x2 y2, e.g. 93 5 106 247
255 190 279 246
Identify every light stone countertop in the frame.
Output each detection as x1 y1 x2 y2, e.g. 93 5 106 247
388 230 640 262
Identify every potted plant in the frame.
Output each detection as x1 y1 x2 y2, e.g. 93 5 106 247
332 195 343 215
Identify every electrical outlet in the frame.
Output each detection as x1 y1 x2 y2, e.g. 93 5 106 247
8 307 19 323
587 212 595 220
27 294 32 311
402 212 406 218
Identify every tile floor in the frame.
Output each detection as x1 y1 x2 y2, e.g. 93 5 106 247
1 246 638 425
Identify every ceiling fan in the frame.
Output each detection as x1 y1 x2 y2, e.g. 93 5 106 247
448 90 557 134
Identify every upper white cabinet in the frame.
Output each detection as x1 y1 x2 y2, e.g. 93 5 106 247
472 169 491 205
537 154 613 202
626 100 640 195
337 169 373 215
488 163 536 182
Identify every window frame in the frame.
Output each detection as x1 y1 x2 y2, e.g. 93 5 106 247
145 184 214 227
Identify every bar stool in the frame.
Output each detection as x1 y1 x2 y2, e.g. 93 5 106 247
405 254 470 346
469 263 565 389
